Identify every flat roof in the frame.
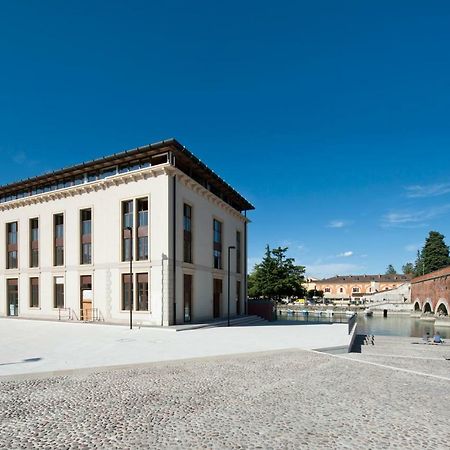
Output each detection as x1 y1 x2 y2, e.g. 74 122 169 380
0 138 254 212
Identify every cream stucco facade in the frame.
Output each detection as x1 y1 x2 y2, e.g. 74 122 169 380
0 140 253 326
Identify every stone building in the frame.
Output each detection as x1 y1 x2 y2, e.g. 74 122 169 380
0 138 254 326
315 274 412 302
411 266 450 315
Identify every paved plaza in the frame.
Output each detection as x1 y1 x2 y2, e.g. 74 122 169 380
0 318 351 377
1 333 450 449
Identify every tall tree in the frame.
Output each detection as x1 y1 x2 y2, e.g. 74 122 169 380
385 264 397 275
402 262 414 275
420 231 450 275
414 249 424 277
247 245 305 301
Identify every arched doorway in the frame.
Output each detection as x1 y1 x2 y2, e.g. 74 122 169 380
437 303 448 316
423 302 432 313
414 302 421 311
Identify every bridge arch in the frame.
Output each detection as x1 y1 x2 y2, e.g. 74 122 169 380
436 299 449 316
413 300 421 311
423 300 433 313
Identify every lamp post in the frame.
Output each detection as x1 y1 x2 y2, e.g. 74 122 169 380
126 226 133 330
227 245 236 327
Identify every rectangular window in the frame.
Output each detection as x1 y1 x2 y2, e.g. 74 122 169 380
122 274 132 310
7 279 18 316
213 219 222 269
54 277 64 308
30 218 39 268
80 209 92 264
30 277 39 308
236 280 241 315
184 274 193 323
213 278 222 318
6 222 18 269
236 231 241 274
54 214 64 266
183 204 192 263
137 198 149 261
137 273 149 311
122 200 133 261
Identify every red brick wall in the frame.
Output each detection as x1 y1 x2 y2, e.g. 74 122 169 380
411 266 450 313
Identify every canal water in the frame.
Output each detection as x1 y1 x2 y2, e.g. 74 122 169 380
356 315 450 339
277 311 450 339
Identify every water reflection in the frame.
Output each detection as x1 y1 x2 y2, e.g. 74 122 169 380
356 315 450 339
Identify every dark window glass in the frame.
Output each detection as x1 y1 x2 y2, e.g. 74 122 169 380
122 274 132 310
183 204 192 264
30 278 39 308
184 274 193 323
54 214 64 266
138 237 148 261
80 209 92 265
137 273 149 311
7 279 18 316
7 222 18 269
54 278 64 308
236 231 241 274
136 199 148 261
213 219 222 269
30 218 39 268
122 200 133 262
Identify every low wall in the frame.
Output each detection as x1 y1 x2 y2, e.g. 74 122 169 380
248 300 275 321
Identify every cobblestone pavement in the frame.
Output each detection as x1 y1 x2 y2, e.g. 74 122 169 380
1 347 449 449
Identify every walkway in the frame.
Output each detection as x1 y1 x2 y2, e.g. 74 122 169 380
0 318 351 378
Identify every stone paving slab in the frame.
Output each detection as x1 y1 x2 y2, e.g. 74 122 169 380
1 349 449 449
0 318 351 377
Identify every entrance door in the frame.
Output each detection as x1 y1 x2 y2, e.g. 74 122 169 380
80 276 93 321
236 280 241 316
213 278 222 319
184 274 192 323
7 279 18 316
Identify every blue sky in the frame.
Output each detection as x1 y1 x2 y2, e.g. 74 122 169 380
1 1 450 278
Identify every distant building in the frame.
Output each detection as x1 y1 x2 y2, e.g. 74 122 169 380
0 138 254 326
411 266 450 315
303 277 318 293
315 274 412 302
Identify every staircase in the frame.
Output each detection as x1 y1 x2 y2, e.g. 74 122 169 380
205 315 268 329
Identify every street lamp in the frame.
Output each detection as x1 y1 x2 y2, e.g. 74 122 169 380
126 226 133 330
227 245 236 327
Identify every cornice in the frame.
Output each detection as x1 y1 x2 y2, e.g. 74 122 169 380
0 164 170 212
167 166 250 223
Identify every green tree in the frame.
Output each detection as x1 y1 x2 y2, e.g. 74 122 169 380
402 262 414 275
420 231 450 275
385 264 397 275
247 245 305 301
414 249 424 277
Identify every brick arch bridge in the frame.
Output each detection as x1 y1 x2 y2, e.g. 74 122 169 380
411 267 450 315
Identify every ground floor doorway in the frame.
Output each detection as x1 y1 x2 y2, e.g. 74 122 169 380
7 279 18 316
213 278 222 318
80 275 93 321
184 274 192 323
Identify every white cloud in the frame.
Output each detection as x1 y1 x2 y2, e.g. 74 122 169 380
405 183 450 198
11 150 38 168
305 263 363 279
337 251 353 257
382 204 450 228
327 220 351 229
